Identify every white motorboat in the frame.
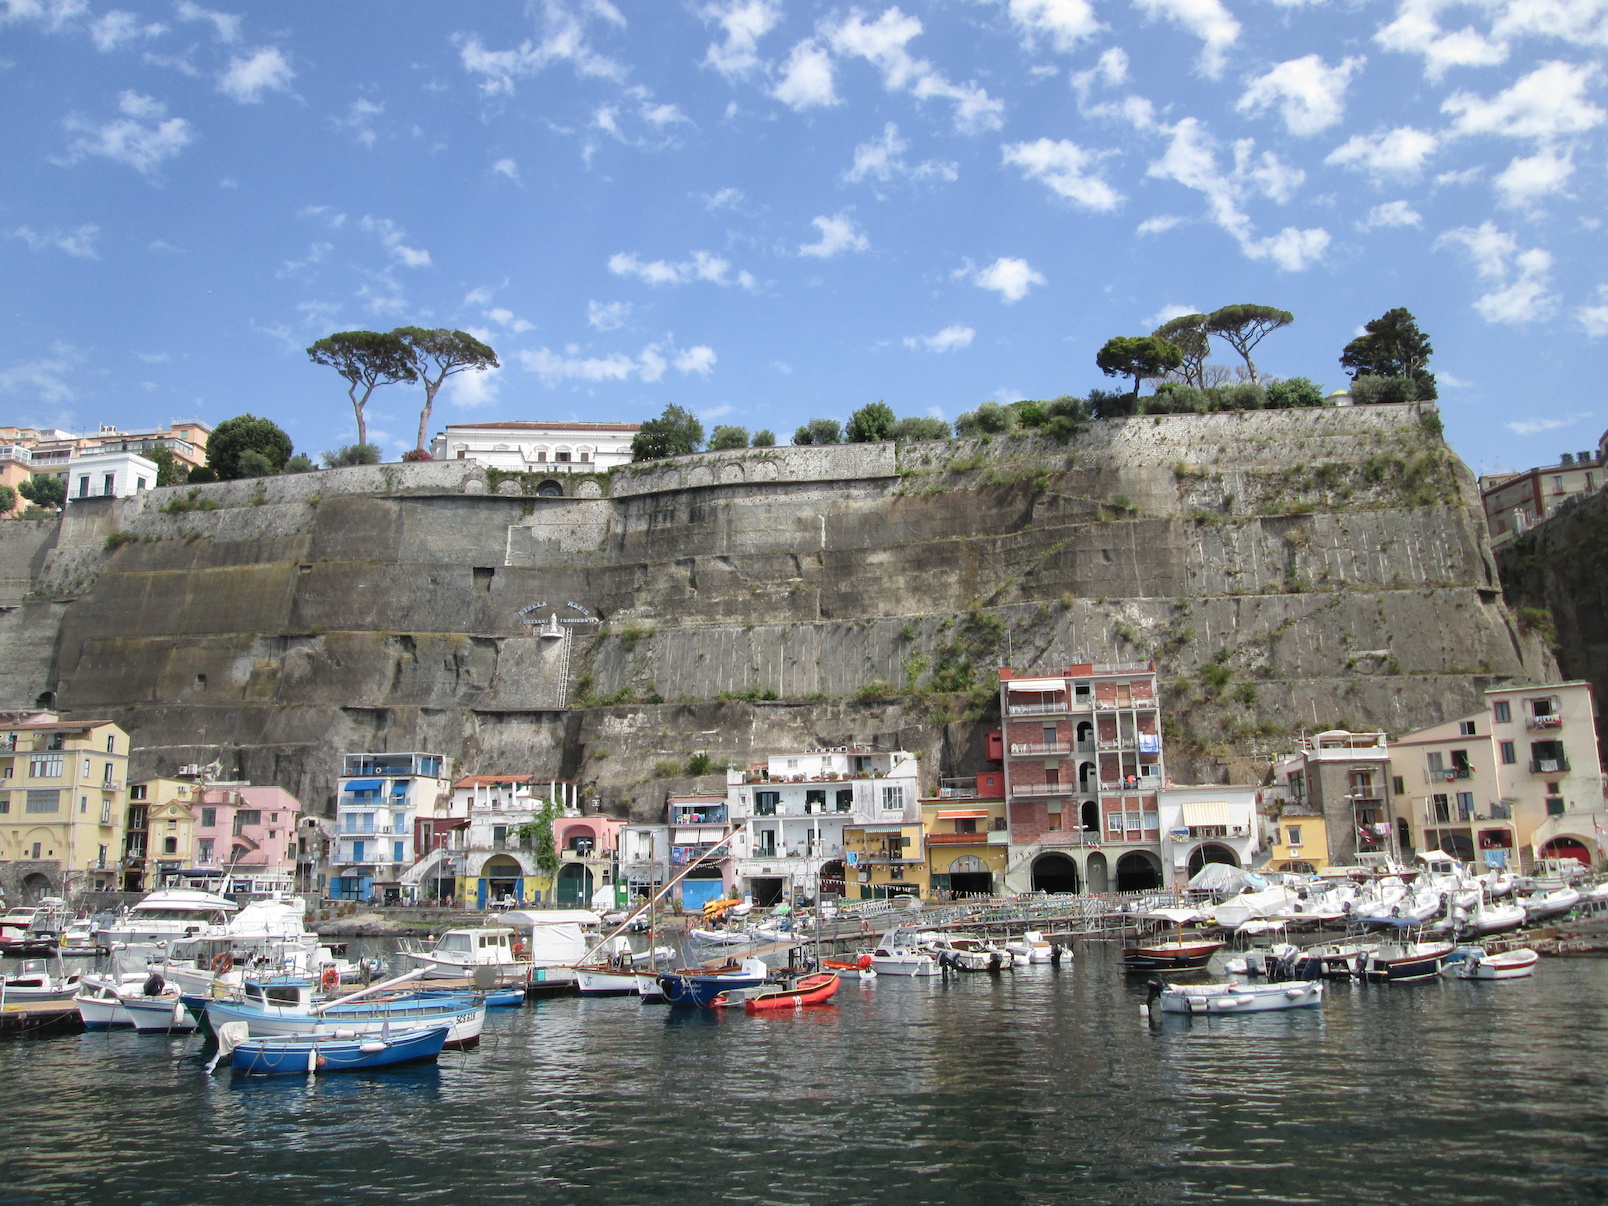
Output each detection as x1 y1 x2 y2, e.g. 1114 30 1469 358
123 991 197 1033
1361 940 1456 982
0 959 81 1004
688 928 753 946
0 898 69 943
480 910 603 988
1455 947 1539 980
921 933 1013 971
870 929 939 977
1522 886 1581 923
400 927 527 979
97 889 238 946
1004 931 1060 964
57 918 102 954
1151 978 1323 1015
74 972 153 1028
1455 898 1527 937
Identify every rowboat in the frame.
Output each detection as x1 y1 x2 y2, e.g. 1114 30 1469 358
1150 978 1324 1015
204 976 487 1047
1361 940 1455 982
1122 938 1223 972
216 1021 451 1075
1455 947 1539 980
123 993 198 1033
657 958 769 1007
712 972 841 1012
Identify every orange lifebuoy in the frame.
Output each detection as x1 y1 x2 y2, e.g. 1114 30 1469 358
211 951 234 975
320 968 340 993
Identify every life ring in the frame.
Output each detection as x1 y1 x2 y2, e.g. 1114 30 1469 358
211 951 234 975
320 968 340 993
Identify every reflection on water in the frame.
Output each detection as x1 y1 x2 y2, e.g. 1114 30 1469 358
4 949 1608 1204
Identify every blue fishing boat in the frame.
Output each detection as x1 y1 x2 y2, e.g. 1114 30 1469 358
657 958 769 1007
224 1024 450 1075
204 976 486 1047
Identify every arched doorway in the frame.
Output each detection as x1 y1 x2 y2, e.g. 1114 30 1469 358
565 826 597 856
949 855 992 897
1085 851 1109 894
680 867 726 911
1032 853 1080 895
1187 843 1240 877
556 861 594 906
1541 836 1593 867
537 480 564 497
818 859 846 899
19 872 54 903
1080 801 1099 832
1078 762 1096 792
1115 851 1163 892
479 855 524 909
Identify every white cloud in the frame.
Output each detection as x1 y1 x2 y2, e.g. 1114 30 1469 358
588 300 632 330
1147 118 1329 269
1357 200 1423 228
1495 144 1575 207
701 186 745 211
518 338 715 385
1133 0 1240 77
492 157 520 181
1237 54 1363 136
1325 126 1439 181
903 324 976 351
825 8 1005 132
1144 303 1199 327
360 216 431 268
275 240 332 279
1578 286 1608 337
608 250 757 288
772 38 838 108
641 100 690 127
456 4 626 97
1506 413 1589 435
845 123 958 187
1072 47 1130 96
1 0 89 33
174 1 240 43
1375 0 1507 80
9 224 99 257
1005 0 1102 51
1443 60 1605 141
1436 220 1559 323
1137 214 1185 234
799 212 869 258
1002 137 1123 210
701 0 779 79
973 256 1046 302
217 45 293 102
59 90 193 176
447 363 503 408
484 307 534 333
1490 0 1608 45
0 341 81 408
89 10 164 50
334 98 383 148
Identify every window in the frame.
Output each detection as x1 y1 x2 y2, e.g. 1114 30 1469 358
1107 812 1122 834
0 793 7 814
198 838 214 862
805 789 825 812
1392 776 1405 795
1500 741 1516 765
79 796 87 813
556 451 571 462
102 762 114 785
955 818 978 834
755 791 779 817
1432 794 1450 823
236 809 261 826
162 837 178 854
394 841 404 863
100 799 110 824
166 819 176 831
77 476 89 498
1546 797 1566 817
82 756 92 777
201 807 216 827
30 754 62 778
1427 752 1444 774
1552 475 1564 493
1459 721 1476 736
103 473 115 496
1532 698 1555 717
25 789 59 814
1493 701 1511 723
105 735 116 753
352 839 366 862
1456 792 1473 821
835 789 853 812
130 783 147 801
881 785 906 811
1287 825 1302 846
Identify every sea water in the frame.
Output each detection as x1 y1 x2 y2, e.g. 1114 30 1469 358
2 946 1606 1204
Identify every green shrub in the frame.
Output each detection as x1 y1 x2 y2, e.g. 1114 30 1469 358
685 752 714 776
1351 375 1418 405
1266 377 1326 408
709 425 749 451
162 488 220 514
751 429 776 447
104 530 139 551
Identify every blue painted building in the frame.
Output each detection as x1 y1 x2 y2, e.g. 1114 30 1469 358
330 751 451 903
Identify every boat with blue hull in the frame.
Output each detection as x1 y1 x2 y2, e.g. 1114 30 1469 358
657 958 769 1007
220 1024 451 1075
203 974 486 1047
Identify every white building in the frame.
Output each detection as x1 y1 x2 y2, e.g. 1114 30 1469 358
728 748 920 906
330 751 451 903
1157 785 1262 889
67 449 159 501
430 421 639 473
619 823 670 901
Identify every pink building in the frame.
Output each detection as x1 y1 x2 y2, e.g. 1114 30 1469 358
193 785 303 888
551 814 624 908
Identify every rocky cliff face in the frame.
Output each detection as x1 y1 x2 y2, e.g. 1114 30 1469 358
0 404 1550 818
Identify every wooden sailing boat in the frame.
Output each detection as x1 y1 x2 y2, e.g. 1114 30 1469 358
1123 903 1223 972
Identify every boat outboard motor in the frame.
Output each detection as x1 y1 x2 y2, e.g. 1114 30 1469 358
1049 945 1064 966
142 971 165 997
989 952 1003 973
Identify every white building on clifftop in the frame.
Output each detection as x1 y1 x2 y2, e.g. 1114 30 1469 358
430 421 639 473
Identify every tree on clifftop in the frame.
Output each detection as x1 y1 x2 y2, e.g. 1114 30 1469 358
1204 304 1293 384
1152 313 1210 387
1340 307 1437 400
306 330 416 447
207 414 293 480
845 401 896 443
792 418 842 445
631 404 704 460
1096 335 1183 402
19 474 66 509
394 327 498 453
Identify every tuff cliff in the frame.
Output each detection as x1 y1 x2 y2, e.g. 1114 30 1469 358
0 402 1552 819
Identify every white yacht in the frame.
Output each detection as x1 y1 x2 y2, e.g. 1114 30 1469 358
95 889 238 946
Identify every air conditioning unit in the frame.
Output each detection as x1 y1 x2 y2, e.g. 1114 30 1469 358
178 764 201 776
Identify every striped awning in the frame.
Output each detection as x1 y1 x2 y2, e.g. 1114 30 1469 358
1181 801 1233 826
1006 678 1066 693
936 809 990 819
672 827 725 844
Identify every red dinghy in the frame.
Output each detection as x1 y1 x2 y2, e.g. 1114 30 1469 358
712 972 841 1012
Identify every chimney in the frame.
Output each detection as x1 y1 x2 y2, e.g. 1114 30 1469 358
1560 453 1574 465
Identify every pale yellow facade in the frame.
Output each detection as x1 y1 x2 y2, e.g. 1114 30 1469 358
124 778 202 891
0 717 129 893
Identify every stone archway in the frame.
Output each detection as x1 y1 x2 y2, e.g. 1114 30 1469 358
949 855 992 897
556 861 594 905
1032 853 1080 895
1540 836 1594 867
1115 851 1163 892
19 871 55 903
1187 842 1240 877
537 480 564 497
1085 851 1109 894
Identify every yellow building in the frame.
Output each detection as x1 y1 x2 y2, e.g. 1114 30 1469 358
842 821 928 899
0 716 129 896
124 778 201 891
921 796 1008 897
1264 808 1329 873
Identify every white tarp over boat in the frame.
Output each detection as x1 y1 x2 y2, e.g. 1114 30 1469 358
1188 863 1247 892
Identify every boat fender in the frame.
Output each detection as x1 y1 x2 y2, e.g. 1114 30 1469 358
307 1047 318 1074
333 1029 358 1039
1284 987 1307 999
856 954 873 971
320 968 340 993
358 1041 387 1053
1186 997 1210 1010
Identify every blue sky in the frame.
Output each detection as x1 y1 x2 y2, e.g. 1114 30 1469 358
2 0 1605 475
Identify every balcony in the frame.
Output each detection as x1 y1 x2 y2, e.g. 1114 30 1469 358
938 778 978 799
1531 757 1571 774
1007 701 1067 717
1011 782 1075 798
926 831 991 845
1008 742 1069 757
1526 715 1563 731
1099 776 1161 792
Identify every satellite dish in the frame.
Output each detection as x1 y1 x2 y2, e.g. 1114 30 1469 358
471 964 498 990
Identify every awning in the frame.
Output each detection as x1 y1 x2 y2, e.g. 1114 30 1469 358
936 809 990 819
1181 801 1233 827
1007 677 1067 693
673 827 726 844
344 779 382 792
862 824 907 833
390 782 409 794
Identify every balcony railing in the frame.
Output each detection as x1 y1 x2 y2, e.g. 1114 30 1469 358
1011 782 1075 797
1007 701 1067 717
1425 767 1473 782
1099 776 1161 792
1526 716 1563 730
1008 742 1069 756
1531 757 1571 774
926 831 990 845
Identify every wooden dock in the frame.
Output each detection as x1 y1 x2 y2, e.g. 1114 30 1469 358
0 1000 83 1037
